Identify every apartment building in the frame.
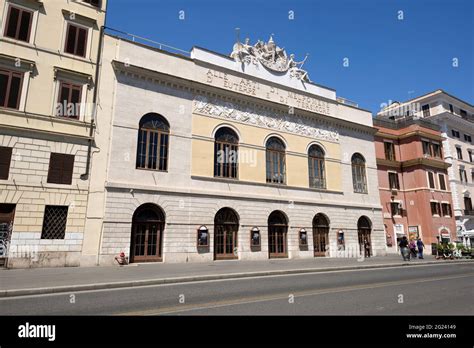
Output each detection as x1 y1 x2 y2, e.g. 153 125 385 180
374 116 455 254
0 0 106 268
377 90 474 249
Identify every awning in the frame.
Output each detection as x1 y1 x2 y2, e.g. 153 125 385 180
462 230 474 237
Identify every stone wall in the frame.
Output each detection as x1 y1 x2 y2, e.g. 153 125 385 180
0 133 89 268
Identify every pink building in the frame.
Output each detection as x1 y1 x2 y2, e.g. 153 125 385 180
374 117 456 254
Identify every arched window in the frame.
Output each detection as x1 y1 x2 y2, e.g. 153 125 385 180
136 113 170 171
308 145 326 189
266 137 286 184
351 153 367 193
214 127 238 179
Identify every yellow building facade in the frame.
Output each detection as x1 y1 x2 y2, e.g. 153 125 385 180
0 0 106 268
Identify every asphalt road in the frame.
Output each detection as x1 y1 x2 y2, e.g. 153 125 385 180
1 263 473 315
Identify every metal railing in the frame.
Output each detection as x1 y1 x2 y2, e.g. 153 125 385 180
336 97 358 107
373 116 440 131
464 210 474 216
105 27 191 56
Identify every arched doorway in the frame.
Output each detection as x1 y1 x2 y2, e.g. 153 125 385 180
214 208 239 260
268 211 288 258
313 213 329 257
130 203 165 263
357 216 372 257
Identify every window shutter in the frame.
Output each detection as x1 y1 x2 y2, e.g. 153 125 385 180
47 153 74 184
0 147 13 180
61 154 74 184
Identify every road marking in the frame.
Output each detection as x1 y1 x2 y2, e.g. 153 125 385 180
1 262 472 300
116 273 474 316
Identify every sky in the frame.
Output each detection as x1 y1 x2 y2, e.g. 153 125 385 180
105 0 474 114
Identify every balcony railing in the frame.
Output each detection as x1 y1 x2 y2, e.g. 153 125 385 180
463 210 474 216
373 116 440 131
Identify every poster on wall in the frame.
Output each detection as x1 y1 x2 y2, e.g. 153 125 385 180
408 226 419 240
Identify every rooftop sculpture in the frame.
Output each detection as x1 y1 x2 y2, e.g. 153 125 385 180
231 35 311 82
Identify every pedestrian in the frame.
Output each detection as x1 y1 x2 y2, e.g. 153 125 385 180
416 238 425 259
399 236 409 261
409 239 417 259
364 237 371 258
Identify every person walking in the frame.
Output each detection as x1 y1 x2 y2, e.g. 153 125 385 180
409 239 417 259
416 238 425 259
399 236 409 261
363 237 371 258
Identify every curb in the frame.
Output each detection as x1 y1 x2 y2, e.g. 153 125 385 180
1 259 472 298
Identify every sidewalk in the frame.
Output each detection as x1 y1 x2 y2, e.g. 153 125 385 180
1 255 472 297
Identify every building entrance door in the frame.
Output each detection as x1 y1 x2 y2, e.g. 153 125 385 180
268 211 288 258
0 204 15 263
313 214 329 257
214 208 239 260
358 216 372 257
130 204 165 263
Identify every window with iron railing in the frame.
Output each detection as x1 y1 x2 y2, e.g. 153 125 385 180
41 206 68 239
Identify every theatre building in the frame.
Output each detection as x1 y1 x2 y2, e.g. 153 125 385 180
373 116 455 254
81 34 386 266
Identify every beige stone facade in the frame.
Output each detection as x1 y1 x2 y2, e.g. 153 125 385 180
81 35 386 266
0 0 106 267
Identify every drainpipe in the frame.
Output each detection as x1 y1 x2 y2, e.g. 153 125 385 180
81 25 105 180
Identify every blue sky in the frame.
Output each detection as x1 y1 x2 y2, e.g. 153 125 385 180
106 0 474 114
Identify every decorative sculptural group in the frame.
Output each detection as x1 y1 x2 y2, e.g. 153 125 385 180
230 35 311 82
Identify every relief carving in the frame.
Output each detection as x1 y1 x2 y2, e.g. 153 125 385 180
193 96 339 142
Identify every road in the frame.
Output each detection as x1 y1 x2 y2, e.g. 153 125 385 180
1 263 473 315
